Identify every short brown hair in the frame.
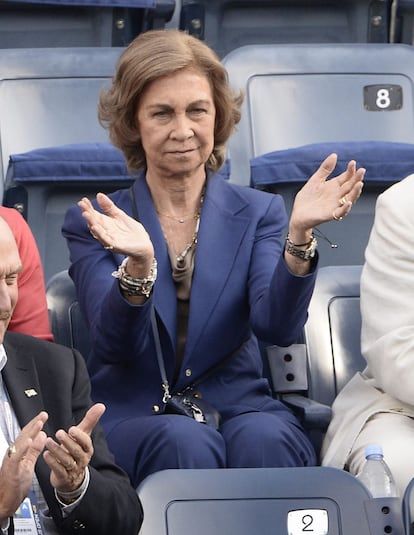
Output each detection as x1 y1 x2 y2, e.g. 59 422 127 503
98 29 243 173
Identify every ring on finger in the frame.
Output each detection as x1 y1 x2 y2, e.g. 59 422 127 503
332 210 343 222
338 196 348 207
104 244 114 251
7 444 16 457
66 459 77 471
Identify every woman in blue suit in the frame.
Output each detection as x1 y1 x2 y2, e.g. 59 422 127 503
62 29 364 488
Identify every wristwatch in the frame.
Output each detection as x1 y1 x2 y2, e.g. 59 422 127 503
285 235 318 261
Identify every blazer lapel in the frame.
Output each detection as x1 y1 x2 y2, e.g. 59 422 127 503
3 338 46 428
130 178 178 346
2 335 58 509
184 175 250 358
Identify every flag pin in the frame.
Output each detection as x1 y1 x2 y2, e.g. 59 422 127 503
24 389 38 398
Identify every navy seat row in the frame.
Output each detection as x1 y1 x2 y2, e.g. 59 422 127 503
4 1 414 58
3 137 414 282
179 0 391 57
1 40 414 198
0 42 413 287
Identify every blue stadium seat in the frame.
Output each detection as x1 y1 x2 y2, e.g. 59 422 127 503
222 43 414 186
304 265 364 408
267 265 364 455
3 142 134 282
0 1 175 48
136 466 406 534
392 0 414 44
179 0 390 58
250 141 414 266
0 46 124 201
46 268 92 361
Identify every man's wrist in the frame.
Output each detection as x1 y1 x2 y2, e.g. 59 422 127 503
55 467 89 507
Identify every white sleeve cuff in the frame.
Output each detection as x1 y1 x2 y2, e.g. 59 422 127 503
55 467 90 515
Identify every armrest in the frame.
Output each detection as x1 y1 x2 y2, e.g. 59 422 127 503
281 393 332 431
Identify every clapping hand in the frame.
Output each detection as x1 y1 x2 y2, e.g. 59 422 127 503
43 403 106 494
289 153 365 236
0 412 48 520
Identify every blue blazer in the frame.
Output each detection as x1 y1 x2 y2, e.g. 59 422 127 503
62 172 317 433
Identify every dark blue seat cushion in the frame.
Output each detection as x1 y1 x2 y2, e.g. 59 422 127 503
250 141 414 188
7 142 131 185
6 142 230 185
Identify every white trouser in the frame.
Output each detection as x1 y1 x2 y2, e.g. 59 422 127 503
347 411 414 497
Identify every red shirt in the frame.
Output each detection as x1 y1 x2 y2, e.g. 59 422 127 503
0 206 53 341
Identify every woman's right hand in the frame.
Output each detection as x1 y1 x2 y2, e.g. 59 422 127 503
78 193 155 278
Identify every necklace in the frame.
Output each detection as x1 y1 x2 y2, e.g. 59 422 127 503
162 184 206 264
156 183 206 224
176 214 201 264
157 211 198 224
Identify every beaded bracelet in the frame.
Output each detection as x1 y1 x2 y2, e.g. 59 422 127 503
112 257 158 298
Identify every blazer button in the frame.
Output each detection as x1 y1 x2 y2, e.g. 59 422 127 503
152 405 160 412
185 368 192 377
72 520 86 530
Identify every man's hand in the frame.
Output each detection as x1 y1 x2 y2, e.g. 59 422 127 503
0 411 48 520
43 403 106 493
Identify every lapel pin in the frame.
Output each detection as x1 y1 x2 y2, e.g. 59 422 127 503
24 389 38 398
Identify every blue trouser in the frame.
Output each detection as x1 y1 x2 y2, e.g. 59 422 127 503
106 406 317 488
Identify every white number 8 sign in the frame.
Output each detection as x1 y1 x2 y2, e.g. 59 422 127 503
363 84 402 111
376 88 391 109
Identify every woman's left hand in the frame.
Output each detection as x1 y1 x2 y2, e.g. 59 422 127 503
289 153 365 239
43 403 106 494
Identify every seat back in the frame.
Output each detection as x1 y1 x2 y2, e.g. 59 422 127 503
222 43 414 186
46 269 91 360
304 265 365 407
250 141 414 267
179 0 389 58
266 265 364 455
136 466 405 534
3 142 134 282
0 46 125 201
392 0 414 44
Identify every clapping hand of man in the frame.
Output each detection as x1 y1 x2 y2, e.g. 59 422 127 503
0 411 48 522
0 402 105 524
43 403 106 495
